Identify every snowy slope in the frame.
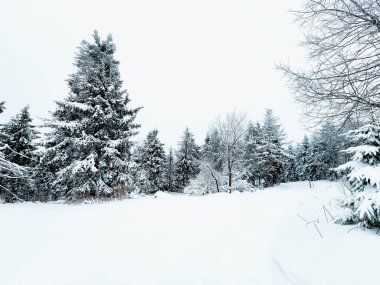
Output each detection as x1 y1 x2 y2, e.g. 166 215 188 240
0 181 378 285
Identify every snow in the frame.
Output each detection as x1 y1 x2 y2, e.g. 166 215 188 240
0 181 379 285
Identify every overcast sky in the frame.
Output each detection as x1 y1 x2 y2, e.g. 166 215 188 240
0 0 307 147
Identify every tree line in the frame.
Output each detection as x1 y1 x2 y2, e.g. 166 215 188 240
0 31 351 203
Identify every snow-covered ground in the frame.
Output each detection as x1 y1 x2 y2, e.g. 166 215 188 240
0 181 378 285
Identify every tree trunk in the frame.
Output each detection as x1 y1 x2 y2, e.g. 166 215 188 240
228 162 232 194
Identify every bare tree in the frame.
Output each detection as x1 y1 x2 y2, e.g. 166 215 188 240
279 0 380 127
214 111 247 193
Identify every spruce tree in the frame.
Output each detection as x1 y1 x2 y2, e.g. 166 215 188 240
283 145 298 182
312 122 343 180
139 129 165 193
163 147 175 192
0 106 38 201
257 109 287 187
202 128 223 172
244 121 262 186
295 135 312 182
175 128 200 191
41 31 141 200
334 121 380 226
0 101 5 114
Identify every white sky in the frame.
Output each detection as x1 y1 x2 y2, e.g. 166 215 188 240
0 0 307 147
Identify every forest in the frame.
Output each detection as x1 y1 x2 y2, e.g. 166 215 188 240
1 0 380 284
1 24 379 227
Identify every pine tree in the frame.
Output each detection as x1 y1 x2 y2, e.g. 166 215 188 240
257 109 288 187
295 135 312 182
0 106 38 202
202 128 223 172
175 128 200 191
0 101 5 114
139 129 165 194
244 121 262 186
334 121 380 226
163 147 175 192
312 122 342 180
41 31 141 200
306 135 323 183
283 145 298 182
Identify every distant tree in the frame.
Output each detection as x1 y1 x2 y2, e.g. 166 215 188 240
175 128 201 191
295 135 311 181
40 31 141 200
202 128 223 172
193 129 225 193
163 147 175 192
139 130 165 194
214 111 247 193
257 109 288 187
312 122 343 180
244 121 263 186
283 145 298 182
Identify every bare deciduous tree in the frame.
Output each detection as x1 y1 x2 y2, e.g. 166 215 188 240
214 111 247 193
279 0 380 127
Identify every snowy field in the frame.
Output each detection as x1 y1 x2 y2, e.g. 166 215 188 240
0 181 379 285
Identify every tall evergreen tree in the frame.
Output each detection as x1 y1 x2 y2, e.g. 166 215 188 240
163 147 175 192
41 31 141 200
257 109 288 187
283 144 298 182
244 121 262 186
0 106 38 202
295 135 312 182
312 122 343 180
139 129 165 193
175 128 200 191
202 128 223 172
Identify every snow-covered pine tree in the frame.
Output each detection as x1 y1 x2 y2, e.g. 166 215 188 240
0 106 38 202
244 121 263 187
175 127 200 191
185 128 225 195
139 130 165 194
163 147 175 192
283 144 298 182
334 121 380 227
312 122 342 180
257 109 288 187
202 128 223 172
41 31 141 201
0 101 5 114
295 135 312 182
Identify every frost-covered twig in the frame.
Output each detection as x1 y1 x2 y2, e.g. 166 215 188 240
298 214 323 239
347 226 360 234
322 205 334 223
297 214 309 224
314 223 323 239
